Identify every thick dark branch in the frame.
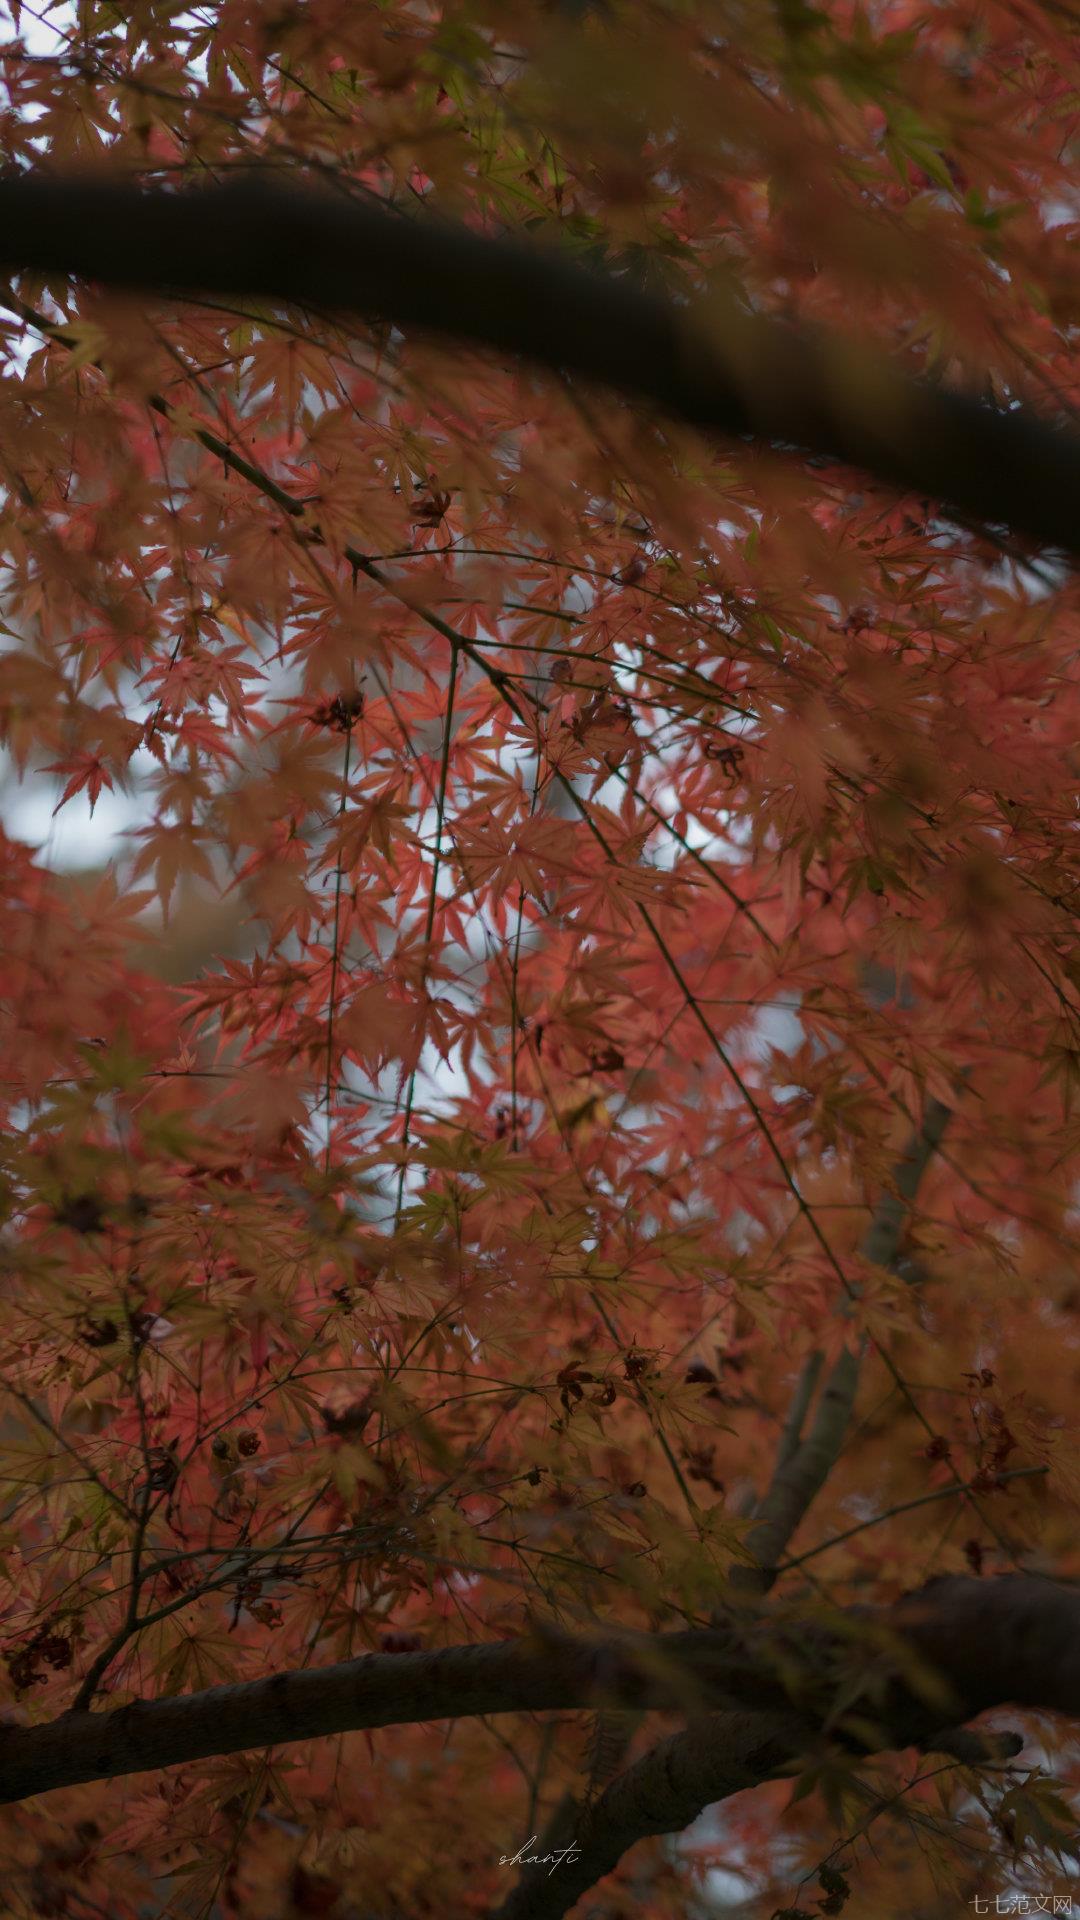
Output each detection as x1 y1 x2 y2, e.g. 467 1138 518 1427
0 1577 1078 1807
0 174 1078 553
888 1573 1080 1721
0 1626 762 1803
491 1710 803 1920
490 1709 1025 1920
490 1573 1075 1920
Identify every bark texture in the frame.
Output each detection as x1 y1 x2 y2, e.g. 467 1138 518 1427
0 1577 1075 1806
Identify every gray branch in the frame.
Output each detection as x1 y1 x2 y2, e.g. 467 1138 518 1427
734 1093 956 1593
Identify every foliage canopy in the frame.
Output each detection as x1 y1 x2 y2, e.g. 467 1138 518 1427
2 1 1080 1916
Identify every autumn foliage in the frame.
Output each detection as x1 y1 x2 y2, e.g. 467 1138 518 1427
3 0 1080 1916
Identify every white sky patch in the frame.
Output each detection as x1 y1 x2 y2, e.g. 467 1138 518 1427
3 773 140 868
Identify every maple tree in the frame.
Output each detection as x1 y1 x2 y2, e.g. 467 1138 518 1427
5 0 1080 1916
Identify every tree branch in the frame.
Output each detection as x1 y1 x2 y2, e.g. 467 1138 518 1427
0 174 1078 552
0 1577 1076 1807
734 1093 957 1593
488 1572 1073 1920
0 1626 753 1803
490 1709 803 1920
490 1702 1027 1920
